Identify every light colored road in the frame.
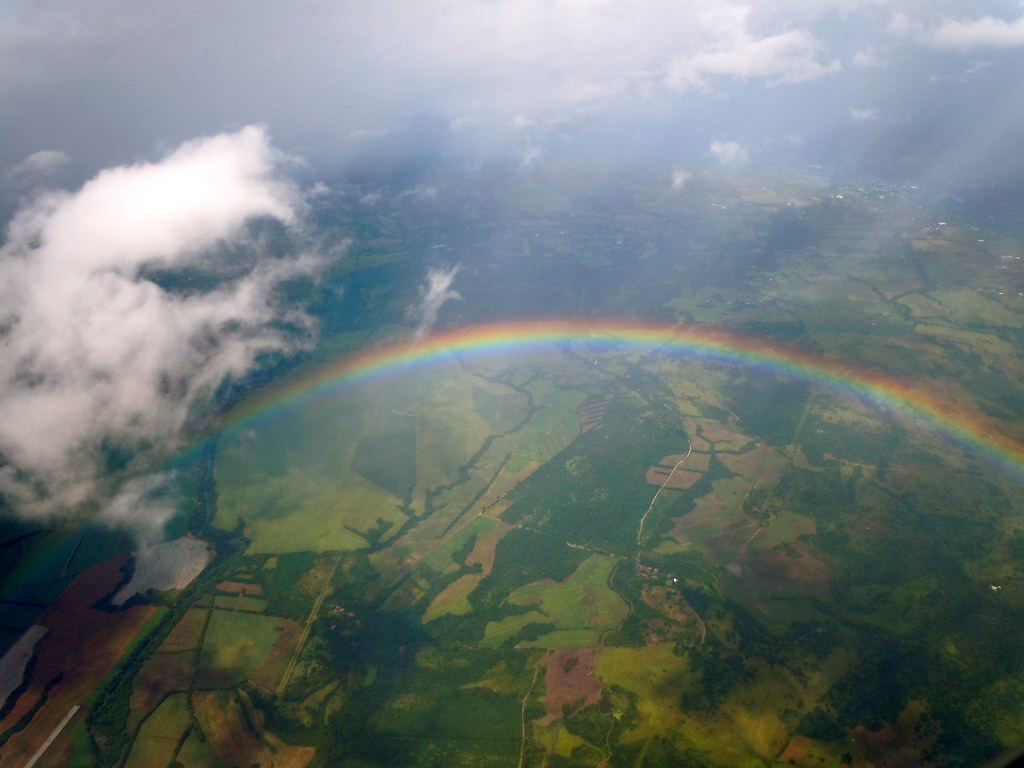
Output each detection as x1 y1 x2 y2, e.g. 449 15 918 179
517 663 542 768
23 705 79 768
276 553 341 695
636 440 691 547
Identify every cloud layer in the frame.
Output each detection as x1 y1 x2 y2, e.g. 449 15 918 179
0 126 319 521
3 1 1023 187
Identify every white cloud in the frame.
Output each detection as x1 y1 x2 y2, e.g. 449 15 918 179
928 15 1024 50
2 0 1022 189
929 59 992 82
97 474 178 544
400 184 438 201
450 115 484 131
709 140 748 164
519 147 543 170
349 127 390 140
308 181 331 198
664 6 839 91
0 126 321 523
850 107 879 122
512 114 534 130
7 149 70 181
410 265 461 337
851 48 884 67
886 12 920 38
671 168 691 191
11 126 296 275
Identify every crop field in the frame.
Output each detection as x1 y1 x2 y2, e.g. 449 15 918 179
661 476 757 556
538 647 602 724
414 389 495 493
595 644 692 736
421 516 509 623
193 689 314 768
248 617 300 692
0 557 158 768
471 382 530 433
215 581 262 595
503 390 587 475
214 354 593 556
646 464 703 489
479 611 550 648
214 395 394 552
127 651 194 733
168 729 224 768
422 572 484 623
213 594 268 613
158 607 208 653
717 445 790 484
215 464 392 555
481 554 627 649
198 609 282 673
123 692 190 768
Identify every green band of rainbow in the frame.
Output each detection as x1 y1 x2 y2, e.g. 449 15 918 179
213 319 1024 477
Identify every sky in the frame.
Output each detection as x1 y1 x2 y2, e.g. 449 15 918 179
1 0 1023 530
3 0 1024 190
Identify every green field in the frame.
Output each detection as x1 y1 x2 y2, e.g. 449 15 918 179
199 609 282 670
212 594 267 613
123 693 191 768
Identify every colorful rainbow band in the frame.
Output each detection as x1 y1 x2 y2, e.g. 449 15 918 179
215 319 1024 478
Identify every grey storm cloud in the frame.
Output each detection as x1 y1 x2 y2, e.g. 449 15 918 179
0 126 321 523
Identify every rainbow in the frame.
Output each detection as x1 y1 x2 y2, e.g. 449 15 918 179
212 319 1024 477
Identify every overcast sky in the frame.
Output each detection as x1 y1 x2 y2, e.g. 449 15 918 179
3 0 1024 191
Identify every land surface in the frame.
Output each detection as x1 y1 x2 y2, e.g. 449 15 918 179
3 166 1024 767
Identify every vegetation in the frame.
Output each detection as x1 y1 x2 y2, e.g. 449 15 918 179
9 168 1024 767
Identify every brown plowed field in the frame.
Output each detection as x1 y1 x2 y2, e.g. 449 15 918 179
0 555 156 768
215 581 263 596
537 648 602 725
157 606 208 653
193 690 314 767
127 651 195 732
645 466 703 489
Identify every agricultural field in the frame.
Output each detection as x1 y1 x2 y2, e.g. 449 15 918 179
123 693 190 768
0 625 46 711
5 167 1024 767
198 610 284 675
481 554 627 649
193 174 1024 767
0 557 159 768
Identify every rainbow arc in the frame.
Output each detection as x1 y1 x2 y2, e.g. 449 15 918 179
210 319 1024 477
